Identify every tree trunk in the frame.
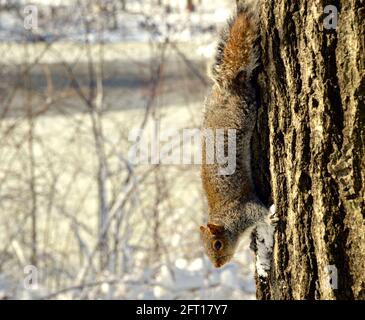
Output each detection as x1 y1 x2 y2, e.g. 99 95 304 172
251 0 365 299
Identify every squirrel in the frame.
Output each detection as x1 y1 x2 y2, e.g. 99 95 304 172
200 0 277 269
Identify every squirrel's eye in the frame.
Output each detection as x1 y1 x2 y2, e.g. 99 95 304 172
213 240 223 251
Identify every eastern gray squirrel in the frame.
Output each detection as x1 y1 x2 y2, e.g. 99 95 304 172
200 0 278 270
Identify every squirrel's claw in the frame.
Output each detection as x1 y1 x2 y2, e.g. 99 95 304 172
266 204 279 226
269 213 279 225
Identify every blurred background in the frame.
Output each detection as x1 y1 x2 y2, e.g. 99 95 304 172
0 0 255 299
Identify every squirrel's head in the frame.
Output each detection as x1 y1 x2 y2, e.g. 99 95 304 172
199 223 239 268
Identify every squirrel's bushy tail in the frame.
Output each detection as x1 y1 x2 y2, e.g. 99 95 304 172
212 1 259 88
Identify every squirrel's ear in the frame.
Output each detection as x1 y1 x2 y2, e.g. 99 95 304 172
199 226 206 232
207 223 224 235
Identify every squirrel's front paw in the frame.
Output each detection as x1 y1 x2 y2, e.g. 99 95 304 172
267 204 279 226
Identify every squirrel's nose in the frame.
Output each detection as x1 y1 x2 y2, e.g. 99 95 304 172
214 259 224 268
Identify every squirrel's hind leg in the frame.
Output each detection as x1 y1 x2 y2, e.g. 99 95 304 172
253 204 279 278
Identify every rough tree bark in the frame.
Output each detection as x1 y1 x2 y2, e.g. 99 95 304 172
250 0 365 299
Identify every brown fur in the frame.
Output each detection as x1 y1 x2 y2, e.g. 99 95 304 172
221 14 257 84
211 4 258 89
